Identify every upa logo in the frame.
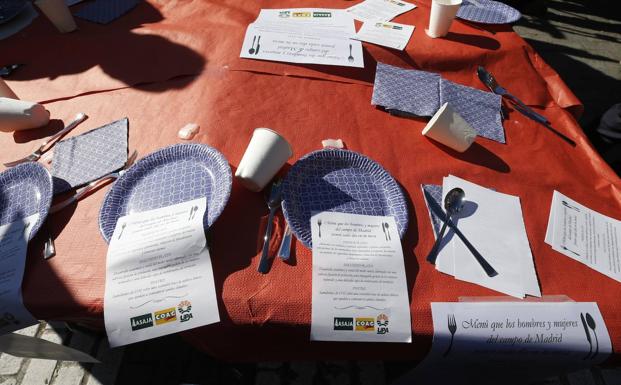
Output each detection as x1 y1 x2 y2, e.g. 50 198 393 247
130 313 153 331
178 300 193 323
355 317 375 332
376 313 389 335
154 307 177 325
333 317 354 330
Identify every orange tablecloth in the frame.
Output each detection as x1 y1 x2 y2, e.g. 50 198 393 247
2 0 620 363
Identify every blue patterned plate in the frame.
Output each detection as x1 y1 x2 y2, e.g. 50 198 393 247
281 149 408 249
456 0 521 24
98 143 232 243
0 162 53 240
0 0 27 25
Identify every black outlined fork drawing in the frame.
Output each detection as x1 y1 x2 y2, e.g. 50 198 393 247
443 314 457 357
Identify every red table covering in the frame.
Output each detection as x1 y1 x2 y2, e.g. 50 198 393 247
1 0 620 363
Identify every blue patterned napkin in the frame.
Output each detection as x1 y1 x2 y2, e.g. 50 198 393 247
372 62 505 144
421 184 444 238
51 118 128 194
439 79 504 143
74 0 140 24
372 62 441 117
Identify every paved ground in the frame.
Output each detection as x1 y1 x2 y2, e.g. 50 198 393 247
1 1 620 384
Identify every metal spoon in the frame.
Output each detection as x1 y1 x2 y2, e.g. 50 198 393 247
427 188 465 264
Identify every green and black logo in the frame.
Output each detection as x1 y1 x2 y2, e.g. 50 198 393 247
313 12 332 18
333 317 354 330
130 313 154 331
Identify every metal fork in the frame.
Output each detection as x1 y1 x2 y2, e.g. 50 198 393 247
3 113 88 167
443 314 457 357
258 180 282 274
49 150 138 213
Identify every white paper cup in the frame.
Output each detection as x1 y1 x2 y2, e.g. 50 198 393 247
422 102 477 152
235 128 293 192
34 0 77 33
426 0 462 38
0 97 50 132
0 79 18 99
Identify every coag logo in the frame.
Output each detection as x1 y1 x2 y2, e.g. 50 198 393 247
130 313 153 331
376 313 389 335
355 317 375 331
178 300 193 323
279 11 290 18
154 307 177 325
333 317 354 330
292 12 312 18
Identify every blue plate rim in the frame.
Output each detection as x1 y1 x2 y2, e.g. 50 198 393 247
281 148 409 249
98 143 232 243
0 161 53 241
456 0 521 24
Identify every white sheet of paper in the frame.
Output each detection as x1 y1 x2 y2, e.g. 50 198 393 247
240 9 364 68
0 214 39 335
104 198 219 348
546 190 621 282
346 0 416 22
444 175 540 298
399 302 612 385
310 212 411 343
354 21 414 50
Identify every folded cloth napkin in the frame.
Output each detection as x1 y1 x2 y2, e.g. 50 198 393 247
74 0 140 24
372 62 505 143
439 79 504 143
372 62 440 117
51 118 128 194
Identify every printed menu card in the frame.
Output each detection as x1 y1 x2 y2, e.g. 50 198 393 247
310 212 411 343
545 190 621 282
346 0 417 22
104 198 219 347
354 21 415 50
240 9 364 68
0 214 39 335
398 302 612 384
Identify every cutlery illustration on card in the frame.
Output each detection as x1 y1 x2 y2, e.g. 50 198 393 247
248 36 256 54
317 218 322 238
562 245 580 257
443 314 457 357
586 313 599 358
562 200 580 212
381 222 388 240
580 312 594 359
118 223 127 240
188 205 199 221
255 36 261 55
348 44 354 63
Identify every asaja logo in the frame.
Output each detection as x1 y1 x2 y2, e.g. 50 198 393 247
278 11 290 18
313 11 332 18
333 317 354 330
154 307 177 325
376 313 389 335
130 313 153 331
355 317 375 332
178 300 193 323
